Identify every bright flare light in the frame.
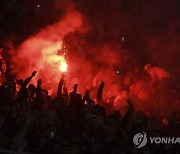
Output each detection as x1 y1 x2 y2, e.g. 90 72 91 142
42 41 68 73
60 62 68 72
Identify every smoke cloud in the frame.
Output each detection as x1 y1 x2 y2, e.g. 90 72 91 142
9 4 83 92
8 0 180 116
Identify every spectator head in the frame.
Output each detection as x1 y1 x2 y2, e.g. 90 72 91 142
42 89 48 96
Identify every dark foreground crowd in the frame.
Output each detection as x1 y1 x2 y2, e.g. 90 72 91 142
0 71 179 154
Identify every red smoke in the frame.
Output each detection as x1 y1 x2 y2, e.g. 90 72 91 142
9 8 82 94
7 0 180 117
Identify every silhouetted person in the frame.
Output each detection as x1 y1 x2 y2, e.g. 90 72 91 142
82 90 95 112
35 79 44 109
69 84 82 111
18 71 37 101
28 84 36 100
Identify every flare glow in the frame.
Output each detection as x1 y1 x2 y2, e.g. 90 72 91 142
43 41 68 73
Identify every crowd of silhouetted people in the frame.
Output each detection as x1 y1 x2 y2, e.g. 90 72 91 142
0 70 179 154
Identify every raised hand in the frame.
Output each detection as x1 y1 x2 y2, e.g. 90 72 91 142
31 71 37 77
37 79 42 86
23 71 37 86
101 80 104 85
57 75 65 97
97 80 104 100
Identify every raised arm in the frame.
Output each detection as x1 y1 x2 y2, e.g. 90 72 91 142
63 82 68 96
23 71 37 87
96 80 104 101
18 71 37 101
120 99 135 127
57 75 64 98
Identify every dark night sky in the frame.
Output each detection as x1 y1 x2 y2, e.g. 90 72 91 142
0 0 63 44
0 0 179 43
